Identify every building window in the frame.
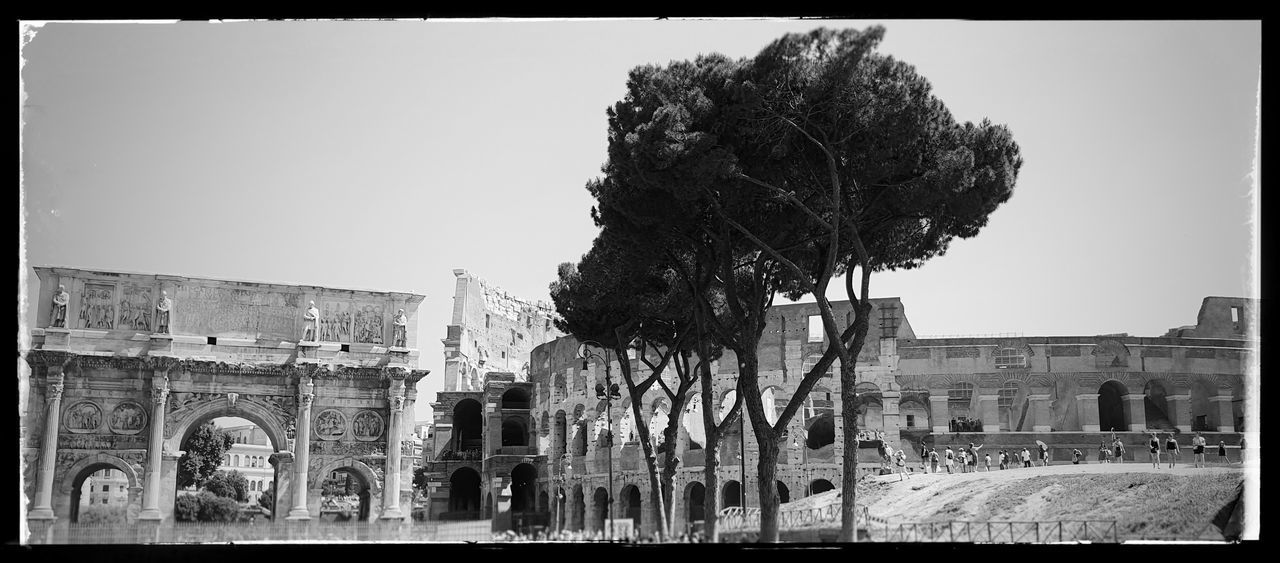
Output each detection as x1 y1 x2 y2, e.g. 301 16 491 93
994 347 1027 369
545 319 551 331
807 315 824 343
998 384 1018 408
906 414 915 428
1231 306 1240 323
102 485 109 492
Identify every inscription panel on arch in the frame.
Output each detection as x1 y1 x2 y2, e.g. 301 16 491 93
174 285 302 340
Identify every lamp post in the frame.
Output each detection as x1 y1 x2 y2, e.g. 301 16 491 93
578 340 621 541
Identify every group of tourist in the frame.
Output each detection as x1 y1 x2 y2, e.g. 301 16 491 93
909 442 1053 475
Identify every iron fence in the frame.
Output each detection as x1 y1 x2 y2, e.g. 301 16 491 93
24 519 495 545
718 504 874 533
873 520 1119 543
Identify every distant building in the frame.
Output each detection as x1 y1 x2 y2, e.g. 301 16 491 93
78 468 129 509
216 424 275 503
440 270 563 392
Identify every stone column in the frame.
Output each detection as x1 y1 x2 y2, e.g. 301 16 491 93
978 394 1000 433
1166 394 1192 432
269 452 294 522
1210 396 1235 432
929 395 950 434
28 367 67 521
381 368 408 520
1027 394 1053 432
1075 393 1100 433
137 372 170 521
1122 394 1147 432
286 377 314 520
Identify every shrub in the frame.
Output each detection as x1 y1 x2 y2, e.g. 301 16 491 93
197 492 242 522
204 471 248 501
175 493 202 522
78 504 128 525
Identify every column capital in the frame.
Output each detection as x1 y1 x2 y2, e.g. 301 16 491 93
298 393 315 409
151 388 170 406
46 382 65 402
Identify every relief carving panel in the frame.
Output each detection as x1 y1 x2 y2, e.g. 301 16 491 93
353 304 385 344
79 283 117 329
63 401 103 433
174 285 301 339
320 301 354 343
110 402 148 435
352 410 385 441
118 284 153 332
315 409 348 440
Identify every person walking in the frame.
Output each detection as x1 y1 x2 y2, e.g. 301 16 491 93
1165 433 1180 468
896 450 909 481
1038 443 1050 467
1072 448 1083 465
998 450 1007 470
1191 432 1206 468
1147 432 1161 468
957 448 968 473
945 446 955 474
1218 440 1229 464
1021 447 1032 468
1113 436 1126 464
921 443 931 474
929 447 940 474
984 453 992 472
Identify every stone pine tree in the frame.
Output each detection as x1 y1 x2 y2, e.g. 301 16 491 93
177 422 236 489
589 26 1021 541
550 230 698 540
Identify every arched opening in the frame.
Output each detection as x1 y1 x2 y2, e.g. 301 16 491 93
855 382 884 432
776 481 790 504
174 415 280 522
649 400 670 448
809 479 835 496
501 417 528 447
554 410 568 459
997 381 1025 432
447 467 482 519
573 420 589 456
1190 379 1215 431
948 382 976 430
70 463 133 523
620 484 642 534
722 480 742 508
1098 380 1129 432
592 487 609 532
572 485 585 531
682 395 705 451
453 399 483 453
501 387 531 410
320 467 372 522
509 463 538 514
1143 379 1174 430
806 414 835 450
900 397 931 430
686 482 705 526
761 387 784 425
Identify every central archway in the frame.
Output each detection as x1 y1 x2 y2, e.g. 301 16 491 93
1099 380 1129 431
685 481 705 529
620 484 641 534
447 467 482 519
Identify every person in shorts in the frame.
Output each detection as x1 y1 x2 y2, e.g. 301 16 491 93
1165 433 1180 468
984 453 991 472
1021 447 1032 468
1191 432 1206 468
1038 443 1050 467
945 446 955 474
929 447 940 474
1099 442 1110 463
957 448 968 473
1147 432 1161 468
896 450 909 481
1113 437 1126 464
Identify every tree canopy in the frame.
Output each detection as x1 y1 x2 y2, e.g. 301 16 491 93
177 422 235 490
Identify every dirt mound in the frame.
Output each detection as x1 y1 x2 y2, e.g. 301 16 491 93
839 464 1242 540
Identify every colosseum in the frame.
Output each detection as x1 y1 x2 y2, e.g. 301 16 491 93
417 271 1256 538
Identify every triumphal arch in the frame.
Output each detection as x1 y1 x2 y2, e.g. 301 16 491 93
21 267 428 526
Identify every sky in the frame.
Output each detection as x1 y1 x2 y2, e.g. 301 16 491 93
19 19 1262 427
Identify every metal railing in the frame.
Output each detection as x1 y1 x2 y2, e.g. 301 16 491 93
24 520 495 544
874 520 1118 543
718 504 875 533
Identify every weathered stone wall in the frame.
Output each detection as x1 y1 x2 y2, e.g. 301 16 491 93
441 270 563 393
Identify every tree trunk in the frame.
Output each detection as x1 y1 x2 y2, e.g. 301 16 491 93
737 347 783 542
838 302 872 542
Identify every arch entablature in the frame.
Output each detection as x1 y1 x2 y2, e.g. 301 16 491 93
310 458 382 492
58 453 141 494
